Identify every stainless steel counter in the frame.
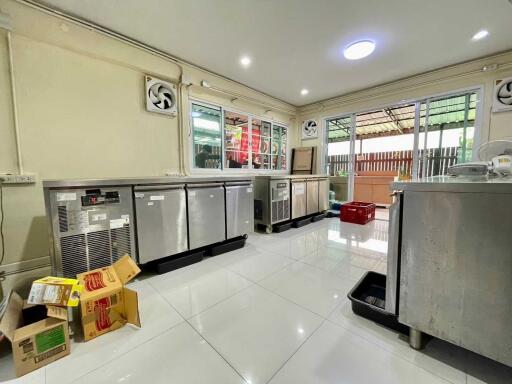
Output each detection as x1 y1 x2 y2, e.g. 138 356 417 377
43 174 256 277
389 175 512 367
391 175 512 193
43 175 253 189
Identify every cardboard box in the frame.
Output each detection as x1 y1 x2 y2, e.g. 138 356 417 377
0 291 70 377
27 277 82 307
77 255 141 342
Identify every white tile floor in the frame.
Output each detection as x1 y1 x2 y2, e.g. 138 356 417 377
2 214 511 383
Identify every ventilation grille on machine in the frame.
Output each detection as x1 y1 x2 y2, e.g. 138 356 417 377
58 206 68 233
271 200 290 223
59 226 133 278
60 234 87 278
282 200 290 220
111 226 132 262
87 230 112 270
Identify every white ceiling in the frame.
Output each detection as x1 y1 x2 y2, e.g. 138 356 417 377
40 0 512 106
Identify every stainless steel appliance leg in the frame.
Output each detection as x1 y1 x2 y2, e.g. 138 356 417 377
409 328 423 350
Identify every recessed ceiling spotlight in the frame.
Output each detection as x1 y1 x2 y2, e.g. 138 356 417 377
240 56 251 67
343 40 376 60
472 30 489 41
300 88 309 96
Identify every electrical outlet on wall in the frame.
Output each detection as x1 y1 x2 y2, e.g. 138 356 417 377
0 173 37 184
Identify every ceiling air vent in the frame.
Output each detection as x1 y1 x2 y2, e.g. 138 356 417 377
145 75 177 116
492 77 512 113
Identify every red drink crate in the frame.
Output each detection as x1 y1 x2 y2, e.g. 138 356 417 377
340 202 376 225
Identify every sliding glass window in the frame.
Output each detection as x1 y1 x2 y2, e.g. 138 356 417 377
252 118 272 170
191 103 222 169
191 101 288 172
272 124 287 170
224 111 249 169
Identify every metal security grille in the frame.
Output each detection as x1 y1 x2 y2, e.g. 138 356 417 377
60 234 87 278
111 226 132 262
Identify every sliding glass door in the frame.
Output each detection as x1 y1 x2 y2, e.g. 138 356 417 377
418 92 477 178
326 115 353 202
325 89 481 207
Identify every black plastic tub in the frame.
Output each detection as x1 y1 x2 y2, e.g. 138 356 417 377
348 271 409 334
273 221 293 232
154 250 204 274
293 217 312 228
311 213 326 222
210 236 246 256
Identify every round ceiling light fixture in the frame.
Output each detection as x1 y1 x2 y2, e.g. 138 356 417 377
300 88 309 96
240 56 252 67
343 40 376 60
472 29 489 41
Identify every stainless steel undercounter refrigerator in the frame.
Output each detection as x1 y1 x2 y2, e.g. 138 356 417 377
253 175 329 233
43 176 253 276
350 175 512 368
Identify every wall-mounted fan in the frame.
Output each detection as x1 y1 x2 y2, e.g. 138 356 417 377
145 75 177 116
302 119 318 140
492 77 512 113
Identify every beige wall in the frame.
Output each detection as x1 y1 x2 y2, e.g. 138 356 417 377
298 52 512 171
0 0 297 274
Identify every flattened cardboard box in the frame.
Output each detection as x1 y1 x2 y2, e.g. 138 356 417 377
0 291 70 377
77 255 141 342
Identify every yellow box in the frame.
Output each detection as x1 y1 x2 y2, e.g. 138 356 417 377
27 277 82 307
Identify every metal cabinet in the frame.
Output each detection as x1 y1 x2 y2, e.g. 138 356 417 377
306 180 319 215
187 183 226 249
134 185 188 264
318 178 329 212
291 180 307 219
225 182 254 239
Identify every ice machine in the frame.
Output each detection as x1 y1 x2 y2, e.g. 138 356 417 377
45 187 135 278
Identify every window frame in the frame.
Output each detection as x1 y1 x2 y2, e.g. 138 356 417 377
189 100 224 173
189 97 289 174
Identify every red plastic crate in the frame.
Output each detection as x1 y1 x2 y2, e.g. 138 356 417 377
340 201 376 225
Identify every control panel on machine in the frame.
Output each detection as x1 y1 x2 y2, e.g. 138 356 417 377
81 189 121 206
272 183 289 201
